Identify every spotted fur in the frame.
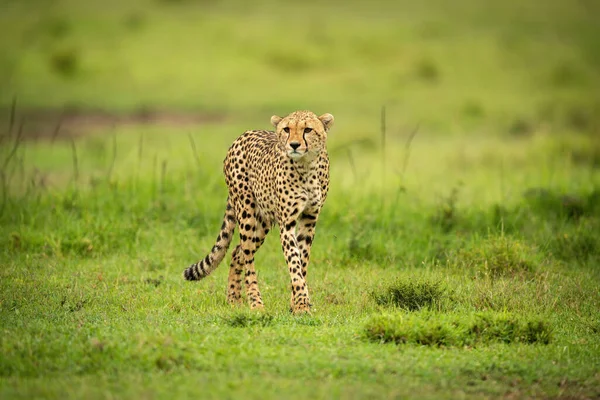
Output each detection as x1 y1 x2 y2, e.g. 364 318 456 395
183 110 334 313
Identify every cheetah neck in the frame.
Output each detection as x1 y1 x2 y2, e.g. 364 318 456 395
287 150 324 175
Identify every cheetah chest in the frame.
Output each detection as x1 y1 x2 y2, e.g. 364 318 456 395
252 164 323 223
275 162 323 216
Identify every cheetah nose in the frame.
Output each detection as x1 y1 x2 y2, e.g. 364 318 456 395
289 142 301 150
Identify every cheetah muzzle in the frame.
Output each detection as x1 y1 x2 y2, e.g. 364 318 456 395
183 110 334 314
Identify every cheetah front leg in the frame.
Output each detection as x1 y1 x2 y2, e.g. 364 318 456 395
296 212 319 282
290 212 319 310
279 219 311 314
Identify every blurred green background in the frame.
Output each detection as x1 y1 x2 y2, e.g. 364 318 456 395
2 0 599 135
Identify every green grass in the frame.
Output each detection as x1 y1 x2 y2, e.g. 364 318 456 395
1 122 599 400
371 279 446 311
1 0 600 399
363 311 553 346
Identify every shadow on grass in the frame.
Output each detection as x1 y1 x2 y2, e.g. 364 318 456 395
221 312 275 328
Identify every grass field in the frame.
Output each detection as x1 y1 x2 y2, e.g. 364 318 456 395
1 0 600 399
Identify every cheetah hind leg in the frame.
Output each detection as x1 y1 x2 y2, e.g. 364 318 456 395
226 244 244 305
236 210 270 310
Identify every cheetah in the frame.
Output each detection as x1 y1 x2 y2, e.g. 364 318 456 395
183 110 334 314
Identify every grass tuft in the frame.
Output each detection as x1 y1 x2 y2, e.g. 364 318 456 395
549 62 586 88
363 312 552 347
507 117 534 137
45 17 71 39
49 47 80 78
372 280 446 311
461 100 485 119
414 58 440 82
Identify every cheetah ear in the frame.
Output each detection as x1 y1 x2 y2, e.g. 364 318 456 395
318 113 334 131
270 115 283 128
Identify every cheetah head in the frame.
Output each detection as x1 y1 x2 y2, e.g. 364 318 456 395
271 110 334 161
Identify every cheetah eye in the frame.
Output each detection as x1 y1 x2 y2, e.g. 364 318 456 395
303 127 312 133
283 127 290 133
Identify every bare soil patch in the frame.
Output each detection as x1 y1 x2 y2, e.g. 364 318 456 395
1 107 227 141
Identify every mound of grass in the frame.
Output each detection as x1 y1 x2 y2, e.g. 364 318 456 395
414 58 440 83
363 312 552 347
49 47 80 78
372 280 446 311
448 235 539 278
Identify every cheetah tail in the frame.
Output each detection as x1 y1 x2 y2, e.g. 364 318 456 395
183 197 236 281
